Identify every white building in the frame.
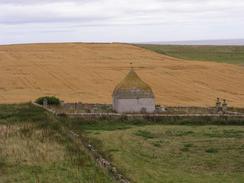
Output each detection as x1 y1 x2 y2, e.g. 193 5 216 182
112 68 155 113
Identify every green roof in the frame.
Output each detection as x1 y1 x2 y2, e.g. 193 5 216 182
113 68 154 97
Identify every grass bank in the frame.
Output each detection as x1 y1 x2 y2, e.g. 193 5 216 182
0 103 112 183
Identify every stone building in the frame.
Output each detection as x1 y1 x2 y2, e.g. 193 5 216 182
112 68 155 113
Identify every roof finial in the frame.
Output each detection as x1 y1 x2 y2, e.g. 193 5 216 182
130 62 133 70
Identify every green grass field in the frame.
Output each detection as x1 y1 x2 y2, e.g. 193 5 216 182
0 104 112 183
82 123 244 183
1 104 244 183
136 44 244 64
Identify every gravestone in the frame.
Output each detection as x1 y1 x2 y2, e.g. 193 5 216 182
43 98 48 107
215 98 222 113
60 100 65 107
222 99 228 113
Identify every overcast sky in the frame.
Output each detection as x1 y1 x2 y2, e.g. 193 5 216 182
1 0 244 45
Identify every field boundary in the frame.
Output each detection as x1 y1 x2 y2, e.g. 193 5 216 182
32 101 131 182
68 130 130 183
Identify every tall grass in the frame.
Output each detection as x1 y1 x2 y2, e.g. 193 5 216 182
0 103 112 183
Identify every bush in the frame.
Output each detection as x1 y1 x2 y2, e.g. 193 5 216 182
205 148 218 153
35 96 61 106
134 130 156 139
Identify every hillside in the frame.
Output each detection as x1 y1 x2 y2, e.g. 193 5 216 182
0 43 244 107
136 44 244 64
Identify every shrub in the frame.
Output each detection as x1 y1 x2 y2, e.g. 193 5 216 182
205 148 218 153
184 143 193 148
134 130 156 139
152 141 162 147
180 143 193 152
35 96 61 106
180 147 190 152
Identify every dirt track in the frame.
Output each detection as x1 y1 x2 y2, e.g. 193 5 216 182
0 43 243 107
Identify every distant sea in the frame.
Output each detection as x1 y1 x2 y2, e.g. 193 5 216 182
139 39 244 46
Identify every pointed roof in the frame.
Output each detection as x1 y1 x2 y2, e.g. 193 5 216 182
113 68 154 98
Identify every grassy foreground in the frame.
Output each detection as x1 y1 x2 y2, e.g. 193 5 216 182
1 104 244 183
136 44 244 64
81 123 244 183
0 104 112 183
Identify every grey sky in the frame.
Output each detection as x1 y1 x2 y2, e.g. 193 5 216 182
1 0 244 44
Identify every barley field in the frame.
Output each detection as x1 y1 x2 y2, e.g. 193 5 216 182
0 43 244 107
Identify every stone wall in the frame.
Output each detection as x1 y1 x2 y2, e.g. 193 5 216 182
113 98 155 113
165 107 216 114
32 102 244 125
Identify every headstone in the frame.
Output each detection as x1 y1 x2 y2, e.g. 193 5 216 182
222 99 228 113
74 102 77 113
92 106 98 113
43 98 48 107
155 104 165 113
215 98 222 113
60 100 65 107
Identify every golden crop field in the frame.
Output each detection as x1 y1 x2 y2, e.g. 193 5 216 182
0 43 243 107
